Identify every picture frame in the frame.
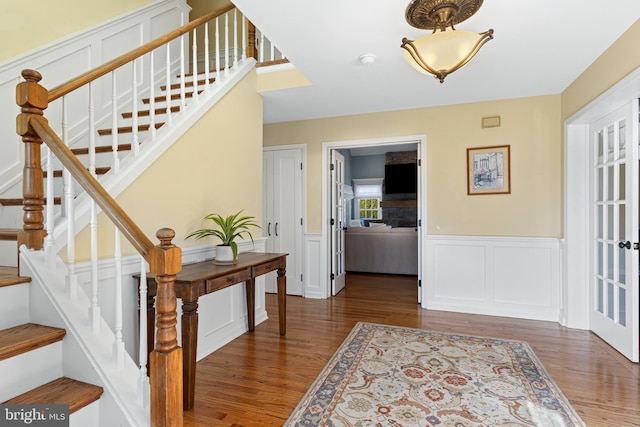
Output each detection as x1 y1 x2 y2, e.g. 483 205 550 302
467 145 511 195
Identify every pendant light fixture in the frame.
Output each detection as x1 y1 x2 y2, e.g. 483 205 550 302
401 0 493 83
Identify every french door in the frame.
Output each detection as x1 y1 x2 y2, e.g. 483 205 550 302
331 151 346 295
589 100 639 362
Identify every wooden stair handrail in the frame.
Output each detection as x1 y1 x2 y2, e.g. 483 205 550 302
30 115 154 259
48 3 235 103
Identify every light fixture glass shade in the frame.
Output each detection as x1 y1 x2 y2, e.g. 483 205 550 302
402 28 493 82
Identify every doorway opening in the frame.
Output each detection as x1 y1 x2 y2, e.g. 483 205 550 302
565 67 640 362
322 134 427 304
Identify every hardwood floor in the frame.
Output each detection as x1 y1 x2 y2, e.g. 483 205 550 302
183 273 640 427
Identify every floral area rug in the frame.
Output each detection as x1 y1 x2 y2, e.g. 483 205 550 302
285 322 585 427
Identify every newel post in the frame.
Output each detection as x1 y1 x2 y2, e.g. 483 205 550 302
16 69 48 251
149 228 183 426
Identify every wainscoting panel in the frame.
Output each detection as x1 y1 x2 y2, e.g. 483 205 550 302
426 236 561 322
304 233 325 299
433 244 487 301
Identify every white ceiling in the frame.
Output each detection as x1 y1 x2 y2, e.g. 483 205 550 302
233 1 640 125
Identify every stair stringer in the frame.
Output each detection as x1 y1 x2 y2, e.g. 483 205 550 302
21 247 149 426
50 58 256 253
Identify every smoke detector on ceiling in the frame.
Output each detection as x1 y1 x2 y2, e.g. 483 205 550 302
358 53 376 66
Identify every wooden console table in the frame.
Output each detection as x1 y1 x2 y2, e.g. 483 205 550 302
136 252 287 410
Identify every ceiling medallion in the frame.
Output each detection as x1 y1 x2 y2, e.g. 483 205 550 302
406 0 484 31
401 0 493 83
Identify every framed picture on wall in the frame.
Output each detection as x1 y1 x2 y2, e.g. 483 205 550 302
467 145 511 195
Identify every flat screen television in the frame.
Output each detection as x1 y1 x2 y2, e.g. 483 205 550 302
384 163 417 194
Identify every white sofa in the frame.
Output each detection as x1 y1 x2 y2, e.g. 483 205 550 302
344 226 418 275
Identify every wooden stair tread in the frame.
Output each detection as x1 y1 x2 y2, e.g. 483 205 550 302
160 77 215 91
4 377 103 414
0 266 31 288
0 323 65 361
0 228 19 241
97 122 164 136
71 144 133 155
122 106 180 118
43 166 110 178
0 197 61 206
142 91 202 104
180 66 230 78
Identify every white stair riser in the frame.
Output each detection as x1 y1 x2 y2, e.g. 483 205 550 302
0 341 63 402
69 399 100 427
0 241 18 268
0 283 29 329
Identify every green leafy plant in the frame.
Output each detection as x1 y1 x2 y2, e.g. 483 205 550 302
186 210 260 261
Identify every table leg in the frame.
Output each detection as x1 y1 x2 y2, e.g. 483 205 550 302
245 278 256 332
277 267 286 336
181 299 198 411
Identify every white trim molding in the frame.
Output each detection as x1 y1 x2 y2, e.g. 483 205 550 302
321 134 427 299
425 235 561 322
303 233 325 299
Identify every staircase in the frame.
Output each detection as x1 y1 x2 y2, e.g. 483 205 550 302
0 237 104 425
0 2 285 424
0 60 252 424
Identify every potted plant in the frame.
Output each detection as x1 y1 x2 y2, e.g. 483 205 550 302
186 210 260 263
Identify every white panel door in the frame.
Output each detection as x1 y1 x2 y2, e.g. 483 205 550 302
331 151 346 295
589 100 639 362
263 148 304 295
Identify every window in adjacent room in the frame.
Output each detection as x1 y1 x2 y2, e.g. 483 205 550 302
353 178 383 221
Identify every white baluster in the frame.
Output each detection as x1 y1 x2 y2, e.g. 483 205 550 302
270 38 275 62
180 34 187 112
225 12 230 77
149 51 156 141
165 42 172 127
113 229 125 368
89 201 100 333
192 28 199 103
242 14 247 61
132 59 140 156
233 9 238 68
260 32 265 63
89 82 99 321
60 94 69 218
44 144 54 269
111 71 119 173
65 192 77 300
65 94 78 300
88 82 96 176
215 17 220 78
204 22 210 93
138 256 150 406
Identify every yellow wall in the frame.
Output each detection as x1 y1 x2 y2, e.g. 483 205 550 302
562 19 640 121
264 95 562 237
0 0 156 62
73 69 263 259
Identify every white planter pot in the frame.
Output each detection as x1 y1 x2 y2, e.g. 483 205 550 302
215 245 234 262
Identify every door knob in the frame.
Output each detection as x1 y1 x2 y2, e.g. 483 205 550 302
618 240 631 249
